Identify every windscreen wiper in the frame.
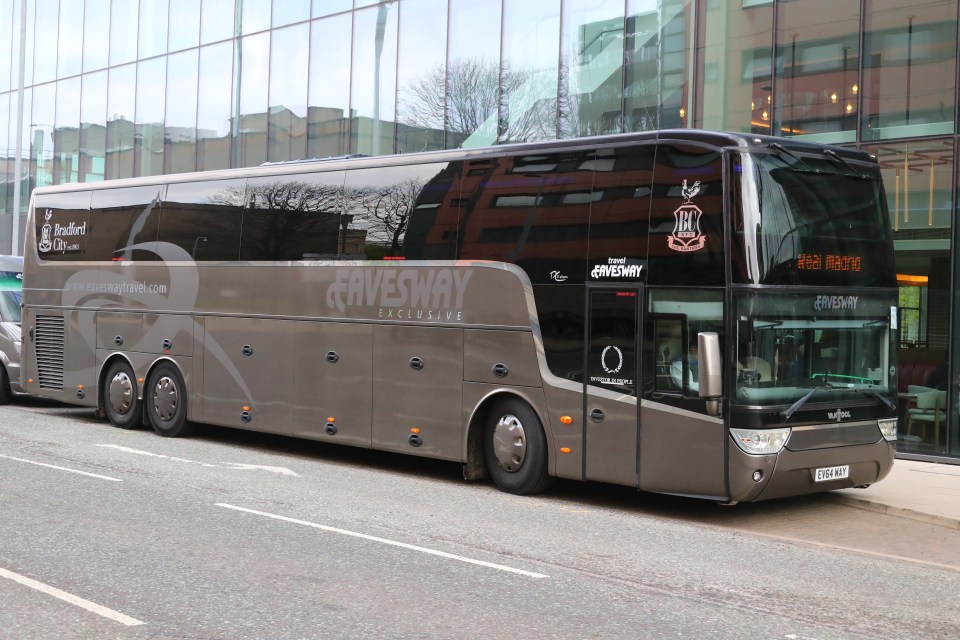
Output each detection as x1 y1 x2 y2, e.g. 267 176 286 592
822 148 871 180
854 386 896 412
780 381 839 421
769 143 820 174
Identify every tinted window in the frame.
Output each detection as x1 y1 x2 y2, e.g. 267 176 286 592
34 191 91 261
458 151 594 283
588 144 656 283
87 186 165 261
343 163 457 260
161 179 246 261
240 171 345 261
647 143 725 286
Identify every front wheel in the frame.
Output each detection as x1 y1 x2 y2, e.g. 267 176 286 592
103 360 142 429
484 398 552 495
145 362 194 437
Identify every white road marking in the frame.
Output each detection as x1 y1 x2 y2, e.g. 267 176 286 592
95 445 300 476
0 566 144 626
216 503 550 579
0 454 122 482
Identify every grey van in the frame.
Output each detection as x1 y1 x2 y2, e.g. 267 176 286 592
0 255 23 403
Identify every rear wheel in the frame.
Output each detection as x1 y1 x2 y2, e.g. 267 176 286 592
103 360 142 429
145 362 194 437
484 398 552 495
0 365 12 404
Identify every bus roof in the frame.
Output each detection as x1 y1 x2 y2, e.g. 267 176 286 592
29 129 876 197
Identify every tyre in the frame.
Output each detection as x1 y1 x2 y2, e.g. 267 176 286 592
145 362 194 437
0 365 12 404
484 397 552 495
103 359 142 429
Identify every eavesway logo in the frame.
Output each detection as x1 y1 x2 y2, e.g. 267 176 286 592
814 295 858 311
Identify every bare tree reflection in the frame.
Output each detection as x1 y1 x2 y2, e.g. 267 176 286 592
399 57 557 146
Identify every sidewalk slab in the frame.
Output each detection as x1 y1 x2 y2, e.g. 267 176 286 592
822 459 960 530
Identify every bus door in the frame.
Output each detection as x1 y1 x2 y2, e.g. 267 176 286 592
584 286 642 486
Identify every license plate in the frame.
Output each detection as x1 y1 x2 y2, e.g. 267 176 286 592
814 465 850 482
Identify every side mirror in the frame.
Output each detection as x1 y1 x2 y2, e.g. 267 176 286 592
698 332 722 415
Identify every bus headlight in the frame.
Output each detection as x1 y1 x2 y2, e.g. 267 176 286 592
878 418 897 442
730 428 791 455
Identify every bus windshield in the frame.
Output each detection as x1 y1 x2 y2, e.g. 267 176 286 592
734 147 894 287
734 291 897 408
0 272 21 323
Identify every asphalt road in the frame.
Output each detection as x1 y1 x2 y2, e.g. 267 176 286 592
2 397 960 639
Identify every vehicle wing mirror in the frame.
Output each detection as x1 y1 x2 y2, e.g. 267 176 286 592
697 331 722 403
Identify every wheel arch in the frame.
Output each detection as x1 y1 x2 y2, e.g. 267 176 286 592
463 387 555 482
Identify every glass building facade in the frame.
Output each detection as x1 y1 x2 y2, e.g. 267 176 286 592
0 0 957 461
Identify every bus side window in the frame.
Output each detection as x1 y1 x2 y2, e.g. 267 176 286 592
241 171 345 261
653 315 685 393
161 179 246 261
33 192 92 261
648 289 724 397
343 163 457 261
647 143 724 286
87 186 164 261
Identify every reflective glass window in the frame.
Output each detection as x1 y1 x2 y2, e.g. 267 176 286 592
33 0 58 84
350 4 397 156
0 93 8 214
241 171 345 261
57 0 83 78
140 0 170 59
201 0 235 44
197 42 234 171
242 0 271 34
396 0 447 153
0 0 12 91
775 1 859 143
343 163 454 260
312 0 351 18
54 76 81 184
161 179 246 260
307 15 351 158
500 0 560 144
274 0 309 26
31 82 56 188
269 23 309 162
169 0 201 51
626 0 694 132
110 0 140 66
80 70 107 182
559 0 625 139
107 64 136 179
458 152 594 282
588 144 655 284
447 0 501 149
33 191 91 261
952 158 960 457
695 0 773 134
83 0 110 72
238 32 270 167
165 49 199 174
87 186 165 261
647 143 724 286
861 0 957 140
135 57 167 177
862 139 954 410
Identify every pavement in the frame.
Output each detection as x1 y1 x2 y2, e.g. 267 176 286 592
825 458 960 530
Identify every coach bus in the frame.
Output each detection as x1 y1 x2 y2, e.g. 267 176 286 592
20 130 899 502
